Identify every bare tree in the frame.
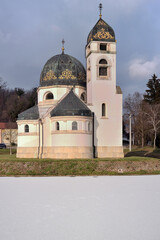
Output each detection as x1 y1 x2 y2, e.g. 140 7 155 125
0 77 6 89
134 101 148 148
124 92 142 117
143 103 160 149
124 92 147 147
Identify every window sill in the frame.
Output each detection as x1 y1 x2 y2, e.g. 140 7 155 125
98 77 110 80
101 117 108 119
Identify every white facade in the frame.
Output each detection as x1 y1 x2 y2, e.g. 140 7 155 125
86 40 123 157
16 15 123 159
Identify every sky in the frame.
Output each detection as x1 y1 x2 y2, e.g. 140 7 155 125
0 0 160 98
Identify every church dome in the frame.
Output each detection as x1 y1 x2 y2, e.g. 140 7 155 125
40 53 86 87
87 18 115 45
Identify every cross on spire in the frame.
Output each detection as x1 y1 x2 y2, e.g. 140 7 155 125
99 3 102 18
62 39 65 54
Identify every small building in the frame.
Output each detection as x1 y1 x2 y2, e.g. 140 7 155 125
17 5 124 159
0 122 18 146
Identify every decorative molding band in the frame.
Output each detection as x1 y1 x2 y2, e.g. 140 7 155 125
51 116 92 122
86 50 117 58
51 130 92 135
18 132 38 136
38 85 86 91
17 120 39 125
38 101 57 106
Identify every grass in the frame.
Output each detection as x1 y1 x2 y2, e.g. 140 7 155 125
124 146 160 159
0 147 160 176
0 148 157 161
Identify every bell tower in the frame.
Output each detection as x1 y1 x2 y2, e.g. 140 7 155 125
86 4 124 158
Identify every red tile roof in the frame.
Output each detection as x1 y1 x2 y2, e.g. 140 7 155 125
0 122 17 129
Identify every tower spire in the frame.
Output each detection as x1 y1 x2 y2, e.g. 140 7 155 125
62 38 65 54
99 3 102 19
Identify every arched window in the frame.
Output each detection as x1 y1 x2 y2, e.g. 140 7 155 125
72 121 78 130
102 103 106 117
99 59 107 64
46 92 54 100
88 122 91 131
24 124 29 133
99 59 108 76
56 122 60 131
80 92 86 102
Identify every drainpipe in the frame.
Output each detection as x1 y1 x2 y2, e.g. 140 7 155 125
92 112 95 158
40 120 44 159
38 118 42 159
129 114 132 152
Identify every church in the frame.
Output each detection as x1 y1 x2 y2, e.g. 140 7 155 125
16 5 124 159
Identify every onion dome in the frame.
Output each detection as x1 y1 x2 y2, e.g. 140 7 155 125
87 18 115 45
40 53 86 87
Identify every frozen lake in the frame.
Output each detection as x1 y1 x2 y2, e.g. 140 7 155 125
0 176 160 240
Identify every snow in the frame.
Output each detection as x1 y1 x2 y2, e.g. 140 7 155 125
0 176 160 240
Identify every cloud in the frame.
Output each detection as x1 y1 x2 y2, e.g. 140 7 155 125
105 0 147 16
117 0 145 10
0 30 11 43
129 56 160 79
50 24 61 32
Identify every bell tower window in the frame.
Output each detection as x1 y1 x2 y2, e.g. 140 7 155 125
99 59 108 76
100 44 107 51
99 67 107 76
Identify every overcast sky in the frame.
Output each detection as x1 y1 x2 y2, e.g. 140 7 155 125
0 0 160 97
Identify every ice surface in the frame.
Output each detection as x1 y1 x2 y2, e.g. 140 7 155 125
0 176 160 240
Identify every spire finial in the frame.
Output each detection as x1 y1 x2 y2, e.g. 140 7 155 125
62 38 65 54
99 3 102 18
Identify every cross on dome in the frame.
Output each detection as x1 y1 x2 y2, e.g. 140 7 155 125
99 3 102 18
62 39 65 54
